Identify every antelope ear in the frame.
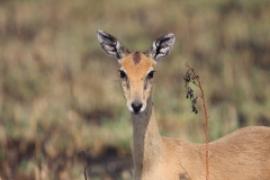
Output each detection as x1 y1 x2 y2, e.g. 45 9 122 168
150 33 176 61
97 30 129 60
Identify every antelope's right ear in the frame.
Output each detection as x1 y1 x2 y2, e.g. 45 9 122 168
97 30 129 60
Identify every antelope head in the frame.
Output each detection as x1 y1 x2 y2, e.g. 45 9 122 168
97 30 175 114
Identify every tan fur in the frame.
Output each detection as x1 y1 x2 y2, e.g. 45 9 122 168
117 52 270 180
121 53 156 79
120 53 156 111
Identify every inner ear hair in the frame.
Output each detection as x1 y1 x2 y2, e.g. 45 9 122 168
97 30 129 60
151 33 176 60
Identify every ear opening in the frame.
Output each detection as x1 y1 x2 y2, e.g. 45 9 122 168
150 33 176 61
97 30 129 60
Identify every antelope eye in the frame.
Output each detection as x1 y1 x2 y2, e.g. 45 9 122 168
119 70 127 79
147 70 155 79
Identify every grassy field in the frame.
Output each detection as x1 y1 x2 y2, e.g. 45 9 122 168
0 0 270 179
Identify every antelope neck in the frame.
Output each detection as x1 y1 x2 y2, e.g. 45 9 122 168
131 100 163 178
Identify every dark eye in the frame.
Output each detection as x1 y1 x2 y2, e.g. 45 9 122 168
119 70 127 79
147 70 155 79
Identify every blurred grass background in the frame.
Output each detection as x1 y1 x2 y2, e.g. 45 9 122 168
0 0 270 179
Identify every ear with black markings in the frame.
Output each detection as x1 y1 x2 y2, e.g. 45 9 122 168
150 33 176 61
97 30 129 60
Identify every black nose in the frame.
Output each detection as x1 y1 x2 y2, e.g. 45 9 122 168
131 101 143 114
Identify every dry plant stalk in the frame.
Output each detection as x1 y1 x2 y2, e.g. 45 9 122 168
184 65 209 180
84 166 88 180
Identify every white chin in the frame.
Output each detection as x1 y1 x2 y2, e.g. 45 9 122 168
128 105 134 113
140 105 146 112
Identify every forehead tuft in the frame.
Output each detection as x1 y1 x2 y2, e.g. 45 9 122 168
133 52 141 64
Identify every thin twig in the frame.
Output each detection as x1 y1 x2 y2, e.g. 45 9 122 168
84 166 88 180
197 74 209 180
184 65 209 180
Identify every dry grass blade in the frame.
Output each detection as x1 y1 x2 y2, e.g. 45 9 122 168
84 166 88 180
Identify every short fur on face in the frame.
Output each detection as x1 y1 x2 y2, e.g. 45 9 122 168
119 52 156 112
97 30 175 113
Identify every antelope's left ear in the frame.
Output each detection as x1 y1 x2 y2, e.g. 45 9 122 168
150 33 176 61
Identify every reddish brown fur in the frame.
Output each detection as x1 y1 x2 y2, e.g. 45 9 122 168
133 52 141 64
121 53 155 80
